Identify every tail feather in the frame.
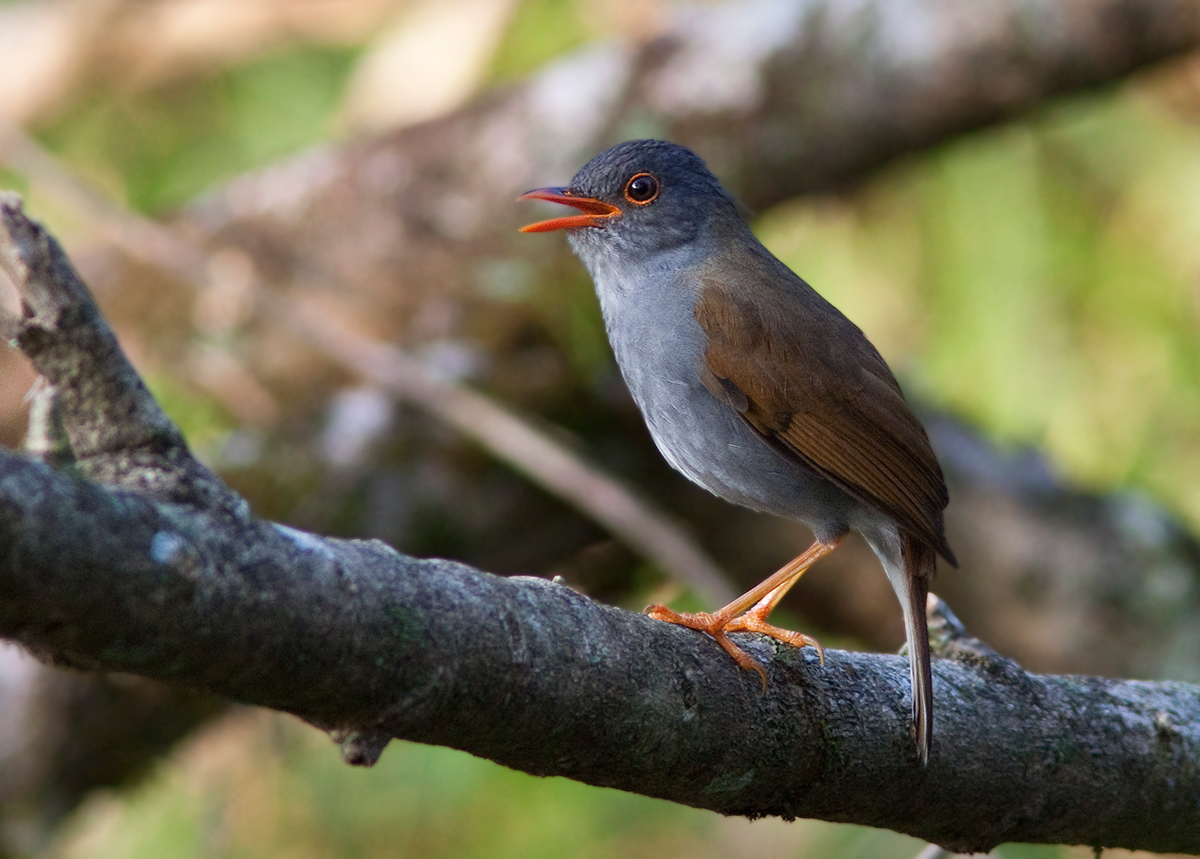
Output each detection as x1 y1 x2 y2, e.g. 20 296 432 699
899 534 935 765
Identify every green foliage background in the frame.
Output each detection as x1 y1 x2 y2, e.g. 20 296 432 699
12 1 1199 856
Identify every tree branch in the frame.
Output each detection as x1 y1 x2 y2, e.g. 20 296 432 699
2 189 1200 854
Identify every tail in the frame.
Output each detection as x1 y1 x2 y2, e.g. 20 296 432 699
897 533 935 765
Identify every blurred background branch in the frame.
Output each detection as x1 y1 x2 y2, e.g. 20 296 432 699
2 0 1200 857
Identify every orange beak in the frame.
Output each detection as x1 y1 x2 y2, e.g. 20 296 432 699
518 188 620 232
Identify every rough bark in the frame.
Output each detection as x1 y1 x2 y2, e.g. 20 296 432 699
3 439 1199 854
4 176 1200 855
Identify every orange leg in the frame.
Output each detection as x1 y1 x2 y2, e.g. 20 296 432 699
644 537 841 687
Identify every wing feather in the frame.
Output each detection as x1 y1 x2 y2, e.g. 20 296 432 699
693 256 952 560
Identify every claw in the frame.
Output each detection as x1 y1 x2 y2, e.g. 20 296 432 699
644 604 771 690
642 539 839 686
726 609 825 666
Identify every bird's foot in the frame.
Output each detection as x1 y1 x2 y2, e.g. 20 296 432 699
643 603 769 689
725 608 825 666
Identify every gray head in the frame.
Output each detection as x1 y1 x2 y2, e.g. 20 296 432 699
520 140 745 264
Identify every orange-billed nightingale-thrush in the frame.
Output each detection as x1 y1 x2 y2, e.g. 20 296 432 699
520 140 955 764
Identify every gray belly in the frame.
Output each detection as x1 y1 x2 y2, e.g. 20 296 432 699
604 295 857 535
639 363 854 530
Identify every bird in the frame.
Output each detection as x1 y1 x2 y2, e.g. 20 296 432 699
519 140 955 764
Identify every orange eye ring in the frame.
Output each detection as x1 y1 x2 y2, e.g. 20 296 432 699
624 173 659 205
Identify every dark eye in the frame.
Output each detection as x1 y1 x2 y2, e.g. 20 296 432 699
624 173 659 204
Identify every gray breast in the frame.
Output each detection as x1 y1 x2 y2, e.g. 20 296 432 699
590 263 857 534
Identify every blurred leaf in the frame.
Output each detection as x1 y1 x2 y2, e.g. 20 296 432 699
145 373 238 457
487 0 591 84
37 44 357 213
0 164 28 195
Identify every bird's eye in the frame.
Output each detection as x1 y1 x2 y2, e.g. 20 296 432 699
624 173 659 205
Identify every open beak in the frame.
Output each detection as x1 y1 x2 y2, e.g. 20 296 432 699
518 188 620 232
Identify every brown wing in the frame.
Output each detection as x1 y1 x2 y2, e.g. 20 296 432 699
693 254 952 560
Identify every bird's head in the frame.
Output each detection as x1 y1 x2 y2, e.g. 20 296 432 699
519 140 742 263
